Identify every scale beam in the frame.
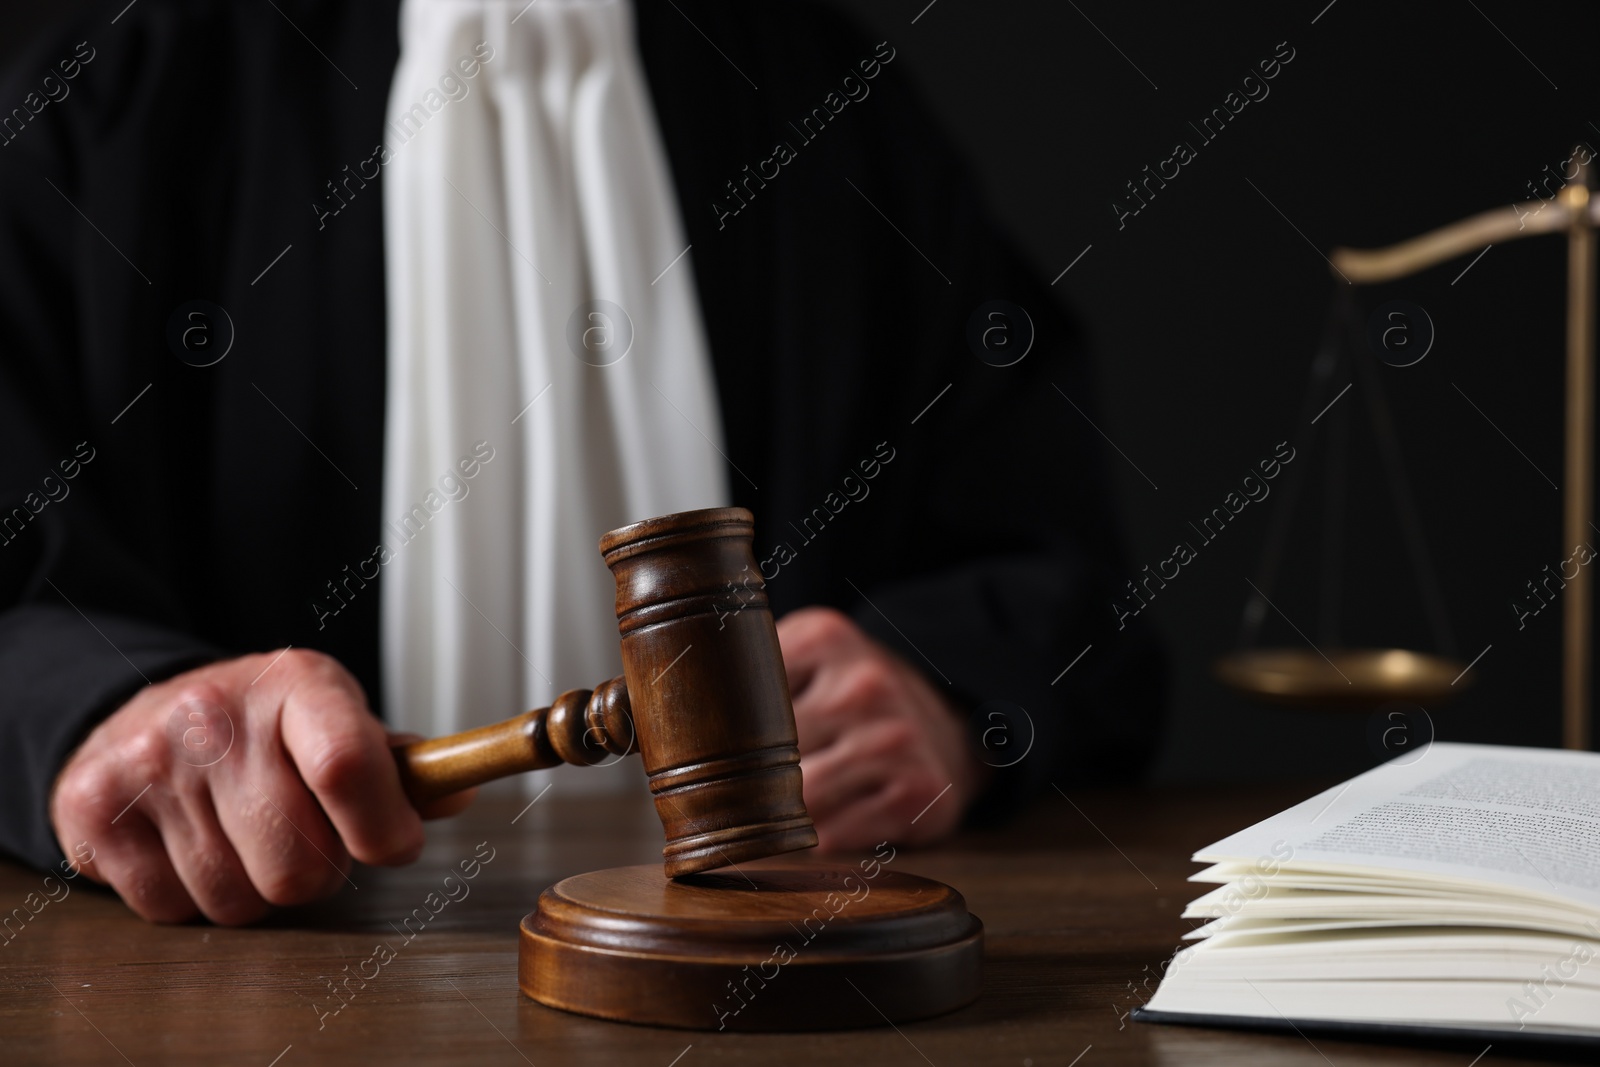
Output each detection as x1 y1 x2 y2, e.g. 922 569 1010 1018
1324 168 1595 751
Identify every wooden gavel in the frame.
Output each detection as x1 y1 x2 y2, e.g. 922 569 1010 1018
393 507 817 877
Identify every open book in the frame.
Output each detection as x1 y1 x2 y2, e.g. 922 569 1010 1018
1136 742 1600 1046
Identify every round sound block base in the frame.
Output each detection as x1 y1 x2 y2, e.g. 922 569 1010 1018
519 860 983 1031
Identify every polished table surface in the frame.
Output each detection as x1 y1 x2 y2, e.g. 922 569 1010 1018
0 782 1570 1066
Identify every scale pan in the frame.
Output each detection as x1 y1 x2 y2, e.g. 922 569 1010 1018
1214 648 1472 710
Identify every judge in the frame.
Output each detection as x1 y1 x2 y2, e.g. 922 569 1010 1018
0 0 1163 925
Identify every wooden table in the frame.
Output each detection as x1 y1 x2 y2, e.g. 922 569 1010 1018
0 783 1569 1065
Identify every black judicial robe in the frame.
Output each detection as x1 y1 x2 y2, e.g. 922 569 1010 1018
0 0 1164 867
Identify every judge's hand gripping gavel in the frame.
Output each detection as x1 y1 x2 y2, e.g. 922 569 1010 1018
50 508 980 924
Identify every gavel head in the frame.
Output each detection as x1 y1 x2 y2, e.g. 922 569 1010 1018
599 507 818 878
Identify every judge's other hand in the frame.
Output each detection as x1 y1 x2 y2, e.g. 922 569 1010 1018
779 607 985 851
49 649 471 925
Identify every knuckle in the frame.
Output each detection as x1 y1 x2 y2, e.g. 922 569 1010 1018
300 730 379 796
53 763 122 826
254 861 336 907
867 718 918 755
279 647 345 687
116 869 198 924
784 606 854 652
168 680 231 712
837 662 898 713
118 728 171 778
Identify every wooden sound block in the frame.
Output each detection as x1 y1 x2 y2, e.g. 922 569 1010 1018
519 859 984 1031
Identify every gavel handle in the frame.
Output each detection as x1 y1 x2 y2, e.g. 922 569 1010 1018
393 676 634 806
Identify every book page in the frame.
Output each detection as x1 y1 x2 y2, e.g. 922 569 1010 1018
1194 742 1600 911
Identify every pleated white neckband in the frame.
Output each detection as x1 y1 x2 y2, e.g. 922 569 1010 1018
379 0 729 793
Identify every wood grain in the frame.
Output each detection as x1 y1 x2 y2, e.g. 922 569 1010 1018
519 859 983 1030
0 785 1569 1065
393 507 818 876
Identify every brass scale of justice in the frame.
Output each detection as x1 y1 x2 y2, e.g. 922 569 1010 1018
1215 152 1597 755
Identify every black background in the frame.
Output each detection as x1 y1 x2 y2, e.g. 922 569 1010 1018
7 0 1598 786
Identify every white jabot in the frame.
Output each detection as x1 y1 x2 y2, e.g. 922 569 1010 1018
379 0 729 793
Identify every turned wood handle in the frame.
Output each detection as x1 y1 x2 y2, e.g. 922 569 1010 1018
394 676 635 806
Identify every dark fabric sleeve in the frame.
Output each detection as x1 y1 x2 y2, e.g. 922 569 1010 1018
0 26 224 868
640 0 1171 820
0 608 220 867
